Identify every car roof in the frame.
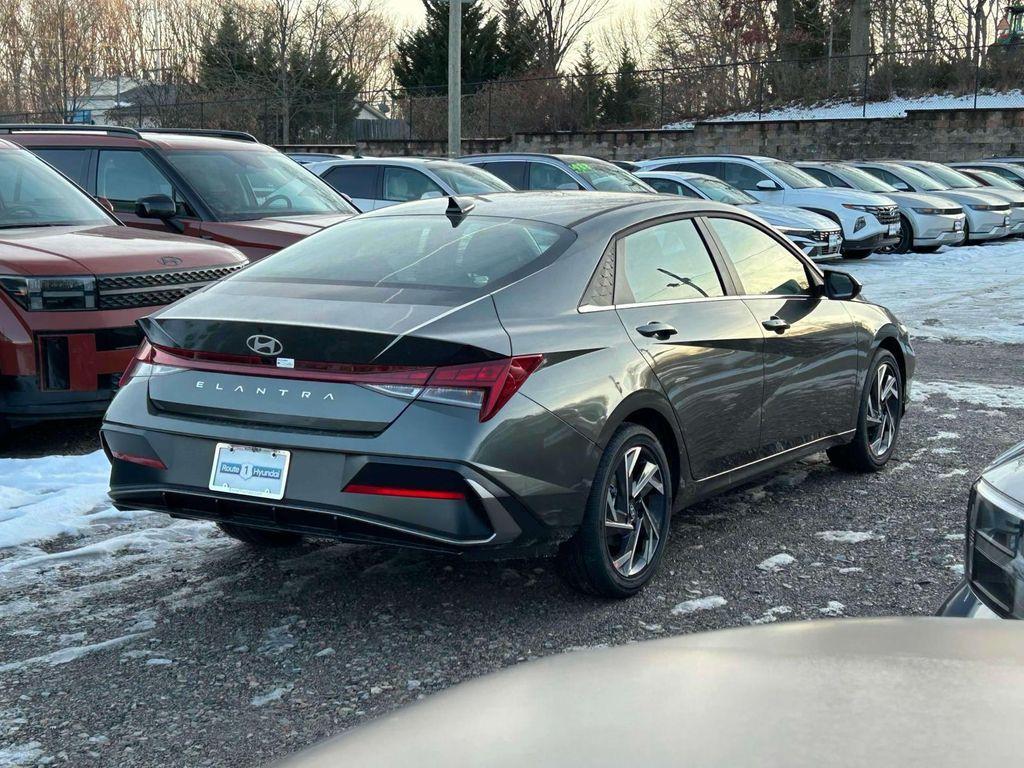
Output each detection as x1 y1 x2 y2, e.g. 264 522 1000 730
460 153 615 166
0 125 272 152
645 154 777 163
313 157 463 168
358 190 736 229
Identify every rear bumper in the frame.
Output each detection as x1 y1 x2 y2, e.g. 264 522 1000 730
101 379 600 556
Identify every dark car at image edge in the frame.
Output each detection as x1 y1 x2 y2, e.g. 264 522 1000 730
0 139 248 430
102 191 914 596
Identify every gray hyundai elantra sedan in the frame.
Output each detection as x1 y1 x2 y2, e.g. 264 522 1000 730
102 191 914 597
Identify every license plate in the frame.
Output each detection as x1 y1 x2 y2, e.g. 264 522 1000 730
209 443 290 500
887 223 899 236
954 219 964 232
828 233 840 248
1004 215 1011 226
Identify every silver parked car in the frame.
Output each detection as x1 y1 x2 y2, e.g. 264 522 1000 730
897 160 1024 237
796 161 966 253
637 170 843 260
458 153 658 193
310 157 514 211
852 161 1011 244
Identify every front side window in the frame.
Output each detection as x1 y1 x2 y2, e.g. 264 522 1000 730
829 164 896 193
479 162 526 188
709 217 809 296
238 215 572 300
0 150 110 229
719 162 772 191
762 160 825 189
528 162 581 190
97 150 174 211
164 149 355 220
383 167 444 202
804 167 851 188
617 219 724 304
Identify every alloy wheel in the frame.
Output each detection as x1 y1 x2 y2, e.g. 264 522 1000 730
866 362 900 458
604 445 667 578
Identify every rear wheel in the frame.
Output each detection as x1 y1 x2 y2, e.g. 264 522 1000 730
217 522 304 547
558 424 672 598
827 349 903 472
893 215 913 254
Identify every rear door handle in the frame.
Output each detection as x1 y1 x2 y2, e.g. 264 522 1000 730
762 316 790 333
636 322 677 340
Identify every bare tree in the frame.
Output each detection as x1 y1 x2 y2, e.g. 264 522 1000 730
527 0 611 71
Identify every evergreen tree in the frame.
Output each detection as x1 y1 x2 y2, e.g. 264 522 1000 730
600 46 652 127
499 0 541 76
570 40 605 129
198 6 255 90
393 0 505 91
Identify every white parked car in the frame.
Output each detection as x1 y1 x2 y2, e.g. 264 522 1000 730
852 161 1011 244
949 160 1024 189
309 157 513 211
896 160 1024 236
637 170 843 260
795 161 966 253
636 155 900 258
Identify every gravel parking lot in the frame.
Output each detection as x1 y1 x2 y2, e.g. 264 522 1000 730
1 242 1022 767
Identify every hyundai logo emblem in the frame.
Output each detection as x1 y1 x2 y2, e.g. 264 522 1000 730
246 334 283 356
159 255 183 267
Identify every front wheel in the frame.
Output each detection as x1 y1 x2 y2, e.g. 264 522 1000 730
558 424 672 598
893 215 913 254
827 349 903 472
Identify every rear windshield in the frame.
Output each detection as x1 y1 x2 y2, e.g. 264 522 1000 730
428 163 514 194
238 214 575 296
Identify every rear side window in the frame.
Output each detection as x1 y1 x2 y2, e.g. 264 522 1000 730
324 165 378 199
718 162 771 191
35 148 91 187
666 161 718 175
617 219 724 304
97 150 174 210
479 162 526 188
383 167 444 202
528 163 581 190
239 215 574 298
709 217 809 296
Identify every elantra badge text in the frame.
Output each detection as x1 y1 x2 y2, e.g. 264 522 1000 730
246 334 283 356
195 380 336 400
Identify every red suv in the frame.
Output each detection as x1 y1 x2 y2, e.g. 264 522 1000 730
0 139 248 430
2 125 356 261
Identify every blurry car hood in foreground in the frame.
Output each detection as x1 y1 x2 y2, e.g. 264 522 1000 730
276 618 1024 768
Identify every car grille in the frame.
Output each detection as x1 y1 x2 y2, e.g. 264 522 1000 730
97 264 244 310
865 205 899 224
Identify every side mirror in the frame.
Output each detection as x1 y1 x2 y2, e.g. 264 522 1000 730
135 194 176 220
822 269 862 301
756 179 781 191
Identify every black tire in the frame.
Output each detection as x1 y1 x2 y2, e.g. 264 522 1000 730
217 522 304 547
914 245 942 253
893 215 913 254
827 348 903 473
558 424 672 598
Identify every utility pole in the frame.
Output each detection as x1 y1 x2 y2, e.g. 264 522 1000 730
448 0 461 158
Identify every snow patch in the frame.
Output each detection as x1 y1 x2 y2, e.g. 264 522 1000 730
0 633 145 673
251 684 293 707
915 381 1024 409
0 741 44 767
816 530 884 544
757 553 796 572
670 595 727 615
752 605 793 624
928 431 960 441
819 601 846 616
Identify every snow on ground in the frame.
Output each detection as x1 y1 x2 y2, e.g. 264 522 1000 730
663 89 1024 128
841 239 1024 344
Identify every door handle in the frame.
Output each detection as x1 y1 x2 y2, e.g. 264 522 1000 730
636 322 677 340
762 316 791 334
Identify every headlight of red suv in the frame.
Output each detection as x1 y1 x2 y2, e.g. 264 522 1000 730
0 275 97 311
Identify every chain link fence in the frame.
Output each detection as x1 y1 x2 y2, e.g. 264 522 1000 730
3 43 1024 143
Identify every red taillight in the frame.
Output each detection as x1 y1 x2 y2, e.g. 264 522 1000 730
118 340 154 388
343 483 465 501
425 355 544 421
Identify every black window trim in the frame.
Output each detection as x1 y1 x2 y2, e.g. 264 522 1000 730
325 163 382 200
